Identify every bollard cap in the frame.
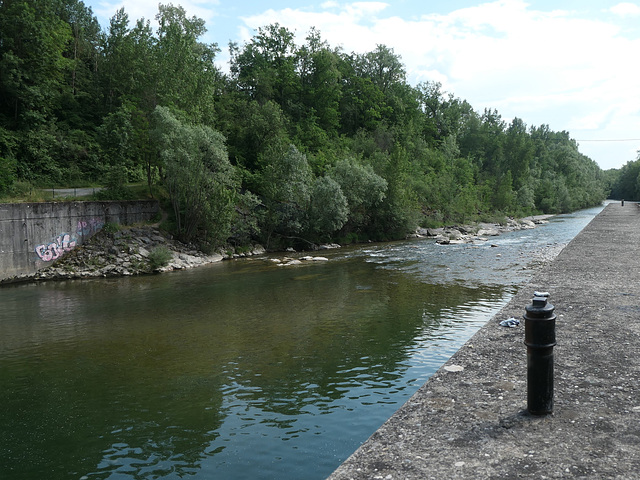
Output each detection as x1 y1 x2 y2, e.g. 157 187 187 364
532 296 547 308
525 294 555 318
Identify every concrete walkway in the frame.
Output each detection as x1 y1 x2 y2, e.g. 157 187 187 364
328 203 640 479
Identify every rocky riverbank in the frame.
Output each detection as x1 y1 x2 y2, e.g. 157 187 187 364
1 215 552 284
2 225 266 284
410 215 551 244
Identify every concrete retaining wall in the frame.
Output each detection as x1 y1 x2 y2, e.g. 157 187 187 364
0 200 159 280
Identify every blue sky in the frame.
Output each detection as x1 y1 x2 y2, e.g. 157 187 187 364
85 1 640 170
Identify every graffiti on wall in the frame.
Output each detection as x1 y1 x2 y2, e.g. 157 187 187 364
35 233 77 262
34 217 105 262
77 218 104 237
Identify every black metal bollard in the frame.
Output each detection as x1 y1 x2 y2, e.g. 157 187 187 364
524 295 556 415
622 199 625 206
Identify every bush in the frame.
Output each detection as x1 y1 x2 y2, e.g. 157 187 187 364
102 222 120 234
148 245 173 269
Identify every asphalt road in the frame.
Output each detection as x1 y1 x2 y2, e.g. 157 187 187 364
42 187 102 198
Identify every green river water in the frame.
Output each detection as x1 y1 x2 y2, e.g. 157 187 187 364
0 205 603 480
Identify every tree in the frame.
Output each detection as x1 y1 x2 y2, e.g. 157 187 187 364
258 144 313 246
154 4 220 123
307 175 348 238
493 170 515 211
0 126 17 194
297 29 342 133
354 45 405 95
0 0 72 128
610 158 640 200
230 23 299 111
151 106 238 250
57 0 101 119
504 117 533 189
329 158 387 231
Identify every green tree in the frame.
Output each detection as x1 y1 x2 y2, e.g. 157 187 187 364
0 126 17 195
258 144 313 247
307 175 349 238
610 158 640 200
493 170 515 211
504 117 533 189
0 0 72 128
330 157 387 231
55 0 102 128
154 4 220 123
297 29 342 134
151 106 238 250
230 23 299 111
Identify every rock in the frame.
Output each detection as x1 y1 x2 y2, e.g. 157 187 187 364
448 229 463 240
477 228 500 236
278 259 302 266
520 219 536 229
318 243 341 250
444 365 464 372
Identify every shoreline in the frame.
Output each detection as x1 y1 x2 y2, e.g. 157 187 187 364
0 215 553 285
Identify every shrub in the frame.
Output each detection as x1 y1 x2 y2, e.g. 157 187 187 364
148 245 173 269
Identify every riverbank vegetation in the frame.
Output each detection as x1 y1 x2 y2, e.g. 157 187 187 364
0 1 609 251
606 157 640 201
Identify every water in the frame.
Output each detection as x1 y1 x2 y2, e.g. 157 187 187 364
0 206 603 480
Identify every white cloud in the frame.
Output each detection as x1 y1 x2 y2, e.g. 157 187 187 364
609 2 640 17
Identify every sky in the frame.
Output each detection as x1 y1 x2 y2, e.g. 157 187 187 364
85 0 640 170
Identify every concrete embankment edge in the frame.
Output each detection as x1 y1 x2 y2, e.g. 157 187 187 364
0 200 158 280
328 202 640 479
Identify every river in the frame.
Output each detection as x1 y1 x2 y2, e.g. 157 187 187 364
0 205 604 480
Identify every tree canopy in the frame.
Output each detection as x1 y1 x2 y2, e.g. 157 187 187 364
0 1 610 250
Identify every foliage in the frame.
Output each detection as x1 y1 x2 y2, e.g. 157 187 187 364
0 2 610 250
609 156 640 200
148 245 173 269
151 106 238 251
308 175 349 237
102 222 120 234
257 144 312 247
